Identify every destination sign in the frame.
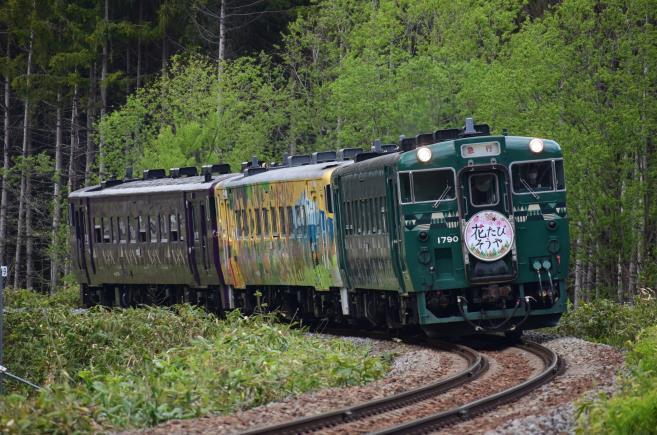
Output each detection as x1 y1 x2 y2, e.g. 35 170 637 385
461 141 500 158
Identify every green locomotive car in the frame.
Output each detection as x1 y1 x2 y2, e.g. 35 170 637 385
332 120 568 336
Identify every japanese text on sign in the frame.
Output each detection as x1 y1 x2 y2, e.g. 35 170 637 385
464 211 514 261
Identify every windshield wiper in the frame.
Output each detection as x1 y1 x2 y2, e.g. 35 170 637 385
520 178 539 199
433 185 452 208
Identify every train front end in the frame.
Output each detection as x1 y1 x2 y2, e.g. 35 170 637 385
398 124 569 336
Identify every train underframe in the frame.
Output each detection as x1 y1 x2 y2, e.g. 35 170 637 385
81 279 565 336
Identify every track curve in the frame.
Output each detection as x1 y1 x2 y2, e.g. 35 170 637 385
240 342 485 435
372 340 562 435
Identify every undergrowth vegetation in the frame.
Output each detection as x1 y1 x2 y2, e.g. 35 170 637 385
553 297 657 432
1 290 389 433
556 298 657 348
577 326 657 434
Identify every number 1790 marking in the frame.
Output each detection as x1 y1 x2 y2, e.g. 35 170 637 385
437 236 459 244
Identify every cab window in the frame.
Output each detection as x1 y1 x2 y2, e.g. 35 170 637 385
469 173 499 206
414 170 455 202
512 160 557 193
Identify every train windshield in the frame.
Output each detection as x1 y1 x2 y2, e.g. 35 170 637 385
512 161 556 193
399 169 455 203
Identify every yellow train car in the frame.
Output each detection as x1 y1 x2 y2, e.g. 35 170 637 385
215 161 353 302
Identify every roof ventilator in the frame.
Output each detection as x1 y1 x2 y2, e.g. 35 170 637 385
312 151 337 163
143 168 167 180
287 154 312 166
337 147 363 161
244 156 267 176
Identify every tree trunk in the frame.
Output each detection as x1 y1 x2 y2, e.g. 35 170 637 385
585 244 594 300
136 0 142 89
573 224 583 307
0 42 10 267
218 0 225 62
99 0 108 179
161 31 168 71
13 28 34 289
69 83 79 191
84 64 95 186
50 91 64 293
25 135 33 290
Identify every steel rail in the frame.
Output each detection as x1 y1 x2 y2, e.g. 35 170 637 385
372 340 562 435
240 342 486 435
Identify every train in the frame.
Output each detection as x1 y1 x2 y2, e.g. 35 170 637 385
69 119 569 337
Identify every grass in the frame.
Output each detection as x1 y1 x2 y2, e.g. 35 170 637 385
550 296 657 433
0 287 390 433
576 325 657 434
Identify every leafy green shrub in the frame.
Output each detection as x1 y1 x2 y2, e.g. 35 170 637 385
577 326 657 434
0 307 389 433
555 298 657 348
5 284 80 309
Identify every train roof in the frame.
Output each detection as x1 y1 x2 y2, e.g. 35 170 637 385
219 161 354 189
69 173 239 199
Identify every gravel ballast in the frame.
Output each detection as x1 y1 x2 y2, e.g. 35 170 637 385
135 333 624 435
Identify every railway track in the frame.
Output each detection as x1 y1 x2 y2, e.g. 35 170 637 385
241 338 561 435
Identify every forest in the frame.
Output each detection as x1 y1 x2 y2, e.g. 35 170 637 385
0 0 655 308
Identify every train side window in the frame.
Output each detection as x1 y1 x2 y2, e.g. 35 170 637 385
102 218 111 243
242 210 249 236
235 210 242 237
128 216 137 243
179 213 185 241
119 217 127 243
413 170 455 202
255 208 262 236
371 199 378 234
325 185 333 213
262 208 270 236
170 214 179 242
399 173 412 203
110 217 116 243
149 216 157 242
512 161 554 193
271 207 278 237
94 217 102 243
287 206 294 237
138 216 147 242
555 160 566 190
381 197 387 234
159 215 168 243
279 207 286 236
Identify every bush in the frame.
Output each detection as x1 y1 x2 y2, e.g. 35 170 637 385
555 298 657 348
577 326 657 434
0 295 389 433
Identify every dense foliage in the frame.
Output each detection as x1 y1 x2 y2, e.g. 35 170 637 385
0 0 656 302
1 292 389 432
556 296 657 348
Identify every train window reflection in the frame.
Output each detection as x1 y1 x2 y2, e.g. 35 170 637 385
512 161 554 193
413 170 455 202
149 216 157 242
555 160 566 190
470 173 499 206
399 173 412 203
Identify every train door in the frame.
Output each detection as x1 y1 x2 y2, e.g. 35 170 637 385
386 168 407 292
458 167 516 282
72 202 90 283
184 195 201 285
198 200 210 272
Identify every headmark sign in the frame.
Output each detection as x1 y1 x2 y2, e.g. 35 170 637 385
464 211 514 262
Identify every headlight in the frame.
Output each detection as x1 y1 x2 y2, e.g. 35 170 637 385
417 147 432 163
529 138 544 153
